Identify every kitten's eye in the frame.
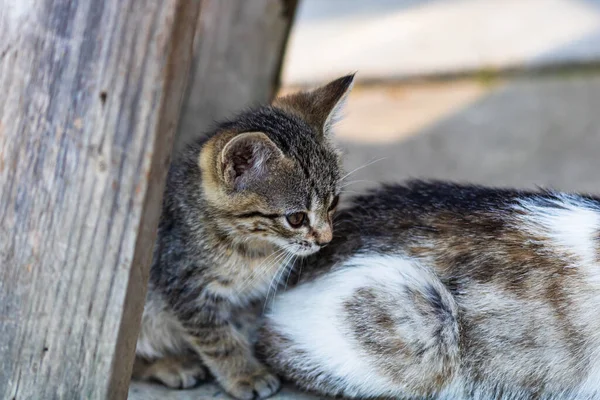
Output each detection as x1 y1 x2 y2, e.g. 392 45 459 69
329 195 340 211
286 212 306 228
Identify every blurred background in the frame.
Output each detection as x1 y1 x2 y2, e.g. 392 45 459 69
276 0 600 196
132 0 600 398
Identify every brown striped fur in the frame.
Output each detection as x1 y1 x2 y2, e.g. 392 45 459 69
134 76 354 399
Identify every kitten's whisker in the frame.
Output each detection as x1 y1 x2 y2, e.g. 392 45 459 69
339 157 387 182
264 260 286 311
295 256 305 283
264 251 295 311
265 254 294 305
284 256 297 285
256 247 294 285
333 218 364 233
339 179 375 189
283 255 299 291
253 249 288 279
238 248 287 292
260 250 290 279
249 248 285 277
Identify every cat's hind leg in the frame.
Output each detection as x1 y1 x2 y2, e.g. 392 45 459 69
258 254 460 399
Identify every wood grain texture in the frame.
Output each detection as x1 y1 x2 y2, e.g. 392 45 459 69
175 0 298 152
0 0 200 398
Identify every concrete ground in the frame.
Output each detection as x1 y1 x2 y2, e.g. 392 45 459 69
336 72 600 194
128 70 600 399
282 0 600 85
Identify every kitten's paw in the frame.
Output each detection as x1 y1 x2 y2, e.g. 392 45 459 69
224 369 281 400
136 356 208 389
154 362 207 389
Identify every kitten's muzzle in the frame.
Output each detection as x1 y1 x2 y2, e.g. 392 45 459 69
294 242 322 256
311 225 333 246
315 239 330 247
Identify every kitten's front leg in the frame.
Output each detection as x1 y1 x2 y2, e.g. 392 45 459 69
191 323 280 399
184 298 280 400
132 352 207 389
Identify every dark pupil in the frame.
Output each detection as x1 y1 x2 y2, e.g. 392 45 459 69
287 212 305 227
329 195 340 210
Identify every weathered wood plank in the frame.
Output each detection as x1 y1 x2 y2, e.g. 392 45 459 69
0 0 200 398
175 0 298 152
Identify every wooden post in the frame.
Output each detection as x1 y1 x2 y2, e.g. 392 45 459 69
175 0 298 152
0 0 200 398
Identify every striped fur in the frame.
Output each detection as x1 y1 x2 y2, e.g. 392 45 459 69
134 76 354 399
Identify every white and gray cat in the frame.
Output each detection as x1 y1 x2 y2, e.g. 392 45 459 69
259 181 600 400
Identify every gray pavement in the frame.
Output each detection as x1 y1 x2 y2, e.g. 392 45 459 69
338 74 600 195
282 0 600 85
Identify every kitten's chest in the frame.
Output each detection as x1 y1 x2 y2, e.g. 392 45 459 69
211 250 292 304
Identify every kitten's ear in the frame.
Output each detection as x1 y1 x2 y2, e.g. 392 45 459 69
273 74 355 138
220 132 283 191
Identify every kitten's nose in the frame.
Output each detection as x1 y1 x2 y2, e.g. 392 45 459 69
313 225 332 246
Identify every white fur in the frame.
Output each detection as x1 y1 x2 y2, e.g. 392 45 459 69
265 254 443 398
580 363 600 398
515 195 600 397
266 250 600 399
516 195 600 268
525 197 600 389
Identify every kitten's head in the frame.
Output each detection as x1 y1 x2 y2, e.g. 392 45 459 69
199 75 354 256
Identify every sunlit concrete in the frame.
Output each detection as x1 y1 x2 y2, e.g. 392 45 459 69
282 0 600 85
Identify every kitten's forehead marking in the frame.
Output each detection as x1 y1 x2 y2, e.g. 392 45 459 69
312 193 322 211
307 194 326 227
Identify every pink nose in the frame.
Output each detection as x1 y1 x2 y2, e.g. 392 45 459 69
313 225 332 245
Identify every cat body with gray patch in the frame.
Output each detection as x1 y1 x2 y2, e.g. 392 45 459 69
134 76 353 399
259 181 600 399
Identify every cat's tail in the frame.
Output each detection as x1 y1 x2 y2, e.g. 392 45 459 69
257 254 461 399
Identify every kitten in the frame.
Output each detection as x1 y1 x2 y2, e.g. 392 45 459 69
133 75 353 399
259 181 600 399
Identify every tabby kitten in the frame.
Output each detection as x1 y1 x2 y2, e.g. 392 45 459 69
259 181 600 400
134 75 353 399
